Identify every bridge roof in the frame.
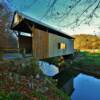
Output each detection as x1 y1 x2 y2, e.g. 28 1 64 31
11 11 74 39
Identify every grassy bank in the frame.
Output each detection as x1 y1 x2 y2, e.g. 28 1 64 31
1 51 99 99
72 52 100 68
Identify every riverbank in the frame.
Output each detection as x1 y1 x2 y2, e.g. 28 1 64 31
52 51 100 96
0 58 70 100
0 51 100 99
71 52 100 78
42 51 100 79
64 52 100 78
73 51 100 67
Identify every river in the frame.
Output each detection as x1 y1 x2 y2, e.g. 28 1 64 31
71 73 100 100
37 61 100 100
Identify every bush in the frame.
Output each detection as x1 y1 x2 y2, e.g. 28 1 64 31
7 92 21 100
7 92 28 100
0 91 7 100
18 58 42 77
0 52 4 60
32 91 47 100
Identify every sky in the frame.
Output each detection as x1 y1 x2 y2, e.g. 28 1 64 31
2 0 100 36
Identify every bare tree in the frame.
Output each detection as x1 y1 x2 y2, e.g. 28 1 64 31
40 0 100 29
4 0 100 35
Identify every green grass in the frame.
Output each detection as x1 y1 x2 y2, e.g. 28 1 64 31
0 91 28 100
32 91 48 100
72 51 100 68
0 52 4 61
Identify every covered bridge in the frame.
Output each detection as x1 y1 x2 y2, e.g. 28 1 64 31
11 12 74 59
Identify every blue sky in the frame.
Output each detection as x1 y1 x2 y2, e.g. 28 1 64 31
3 0 100 36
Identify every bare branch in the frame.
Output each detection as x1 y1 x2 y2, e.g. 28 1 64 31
40 0 58 19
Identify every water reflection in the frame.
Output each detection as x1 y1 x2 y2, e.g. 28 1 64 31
39 62 100 100
71 73 100 100
39 61 59 76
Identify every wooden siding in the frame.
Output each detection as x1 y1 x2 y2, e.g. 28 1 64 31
48 33 74 57
32 26 49 59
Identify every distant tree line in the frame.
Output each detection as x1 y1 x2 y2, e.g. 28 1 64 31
74 34 100 49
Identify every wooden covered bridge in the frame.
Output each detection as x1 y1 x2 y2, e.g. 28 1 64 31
11 11 74 59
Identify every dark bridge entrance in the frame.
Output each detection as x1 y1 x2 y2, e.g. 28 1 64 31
18 35 32 54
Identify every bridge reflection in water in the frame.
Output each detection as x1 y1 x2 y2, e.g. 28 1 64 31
53 69 100 100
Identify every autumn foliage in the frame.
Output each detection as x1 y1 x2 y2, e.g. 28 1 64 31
74 34 100 50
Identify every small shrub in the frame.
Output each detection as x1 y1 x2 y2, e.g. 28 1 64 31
7 92 21 100
18 58 42 77
0 91 7 100
0 52 4 60
32 91 47 100
7 92 28 100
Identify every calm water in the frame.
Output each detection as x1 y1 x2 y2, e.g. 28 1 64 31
71 73 100 100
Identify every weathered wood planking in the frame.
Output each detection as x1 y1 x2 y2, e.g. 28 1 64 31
48 33 74 57
32 27 48 59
